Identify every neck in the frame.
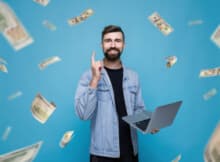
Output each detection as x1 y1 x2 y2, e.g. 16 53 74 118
103 58 122 69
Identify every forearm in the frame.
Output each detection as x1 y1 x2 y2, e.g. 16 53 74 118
75 86 97 120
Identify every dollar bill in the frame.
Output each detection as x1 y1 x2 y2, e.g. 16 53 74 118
8 91 23 100
0 57 7 64
59 130 74 148
42 20 56 31
0 1 33 51
0 141 43 162
33 0 50 7
148 12 173 36
0 64 8 73
31 94 56 124
166 56 177 68
0 2 17 32
203 88 217 100
2 126 12 141
3 24 33 51
38 56 61 70
68 8 94 26
204 123 220 162
211 25 220 48
171 154 181 162
188 20 203 26
199 67 220 78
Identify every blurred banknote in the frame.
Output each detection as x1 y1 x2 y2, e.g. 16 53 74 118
8 91 23 100
203 88 217 100
188 20 203 26
3 24 33 51
166 56 177 68
68 8 94 26
199 67 220 78
0 141 43 162
0 1 33 51
31 94 56 124
0 64 8 73
38 56 61 70
171 154 181 162
148 12 173 36
211 25 220 48
2 126 12 141
0 57 7 64
204 123 220 162
42 20 56 31
59 130 74 148
0 2 17 32
33 0 50 6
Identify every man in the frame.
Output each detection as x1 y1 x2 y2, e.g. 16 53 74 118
75 25 158 162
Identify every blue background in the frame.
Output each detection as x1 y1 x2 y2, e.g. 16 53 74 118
0 0 220 161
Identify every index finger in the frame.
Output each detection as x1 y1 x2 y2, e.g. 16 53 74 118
91 51 96 65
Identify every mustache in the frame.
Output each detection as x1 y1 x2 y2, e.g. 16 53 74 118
106 48 120 53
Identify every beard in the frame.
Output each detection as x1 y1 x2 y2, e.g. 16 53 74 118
104 47 122 62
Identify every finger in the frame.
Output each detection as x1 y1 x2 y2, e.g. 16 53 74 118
150 128 159 134
100 60 104 68
91 51 96 65
99 61 104 71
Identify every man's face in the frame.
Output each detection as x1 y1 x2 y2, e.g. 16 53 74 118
102 32 125 61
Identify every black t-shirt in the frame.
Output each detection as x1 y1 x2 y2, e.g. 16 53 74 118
105 66 134 156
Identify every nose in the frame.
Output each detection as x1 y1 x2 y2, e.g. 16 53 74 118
111 41 116 47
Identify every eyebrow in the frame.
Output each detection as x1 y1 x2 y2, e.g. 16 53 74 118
103 38 123 42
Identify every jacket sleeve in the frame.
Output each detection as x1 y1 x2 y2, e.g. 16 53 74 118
74 71 98 120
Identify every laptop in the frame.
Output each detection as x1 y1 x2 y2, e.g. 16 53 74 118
122 101 182 134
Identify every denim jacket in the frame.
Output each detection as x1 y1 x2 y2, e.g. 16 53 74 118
74 65 146 158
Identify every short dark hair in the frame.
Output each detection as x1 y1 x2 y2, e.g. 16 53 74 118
101 25 125 42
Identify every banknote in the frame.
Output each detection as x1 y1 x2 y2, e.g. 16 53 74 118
0 57 7 64
199 67 220 78
148 12 173 36
0 2 17 32
42 20 56 31
0 1 33 51
204 123 220 162
0 141 43 162
166 56 177 68
188 20 203 26
68 8 94 26
211 25 220 48
59 130 74 148
0 64 8 73
171 154 181 162
33 0 50 7
203 88 217 100
3 24 33 51
38 56 61 70
8 91 23 100
2 126 12 141
31 94 56 124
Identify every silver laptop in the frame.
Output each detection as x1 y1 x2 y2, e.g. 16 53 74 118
122 101 182 134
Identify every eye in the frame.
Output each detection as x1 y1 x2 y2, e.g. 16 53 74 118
115 39 122 43
103 39 112 43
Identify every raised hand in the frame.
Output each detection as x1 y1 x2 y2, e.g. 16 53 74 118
90 51 103 88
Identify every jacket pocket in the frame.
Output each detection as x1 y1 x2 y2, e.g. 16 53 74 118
127 85 137 109
97 85 111 101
